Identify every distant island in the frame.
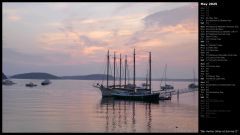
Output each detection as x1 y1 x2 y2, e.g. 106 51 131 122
11 72 60 79
9 72 114 80
8 72 197 81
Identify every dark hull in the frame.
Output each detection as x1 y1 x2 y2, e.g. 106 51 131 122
188 83 198 89
25 84 37 87
159 96 171 100
41 83 50 85
101 97 160 104
112 93 160 101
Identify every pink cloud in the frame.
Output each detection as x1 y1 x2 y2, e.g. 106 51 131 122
7 14 21 21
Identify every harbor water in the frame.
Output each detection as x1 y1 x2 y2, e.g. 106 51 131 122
2 79 198 133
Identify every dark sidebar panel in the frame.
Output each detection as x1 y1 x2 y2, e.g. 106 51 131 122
199 1 239 133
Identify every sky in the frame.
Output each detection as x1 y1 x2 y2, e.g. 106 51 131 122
2 2 198 79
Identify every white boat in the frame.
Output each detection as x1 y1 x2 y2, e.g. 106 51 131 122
161 84 174 90
2 79 16 85
188 68 198 89
160 64 174 90
26 82 37 87
159 89 175 100
41 79 51 85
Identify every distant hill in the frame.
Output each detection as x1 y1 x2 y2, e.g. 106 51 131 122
11 72 60 79
9 72 197 81
2 73 7 79
62 74 114 80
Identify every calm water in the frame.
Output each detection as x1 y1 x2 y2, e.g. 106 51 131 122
2 79 198 133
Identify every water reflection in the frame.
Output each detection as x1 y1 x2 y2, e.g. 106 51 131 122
99 97 159 132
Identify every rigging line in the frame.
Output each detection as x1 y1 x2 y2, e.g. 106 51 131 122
160 64 165 87
109 57 113 86
102 58 107 85
165 64 167 85
94 52 106 85
127 63 130 84
102 52 107 84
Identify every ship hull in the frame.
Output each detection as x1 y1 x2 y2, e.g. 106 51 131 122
112 92 160 101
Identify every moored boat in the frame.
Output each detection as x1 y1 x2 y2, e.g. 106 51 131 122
160 64 174 90
188 68 198 89
188 83 198 89
26 82 37 87
111 50 161 101
41 79 51 85
2 79 16 85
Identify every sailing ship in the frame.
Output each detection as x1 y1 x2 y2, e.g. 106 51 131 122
158 64 174 100
94 49 148 97
188 68 198 89
94 49 180 101
111 50 160 101
93 50 114 96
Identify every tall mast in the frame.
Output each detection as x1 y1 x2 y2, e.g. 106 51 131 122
114 52 116 88
107 50 109 88
124 55 127 87
193 68 195 84
146 71 148 89
133 48 136 89
165 64 167 85
149 52 151 91
119 54 122 87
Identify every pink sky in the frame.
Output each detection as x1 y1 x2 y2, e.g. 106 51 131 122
3 2 198 78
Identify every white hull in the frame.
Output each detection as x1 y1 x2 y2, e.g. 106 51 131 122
95 85 112 97
96 85 148 97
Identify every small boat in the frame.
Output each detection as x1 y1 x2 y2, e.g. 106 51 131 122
41 79 51 85
161 84 174 90
188 68 198 89
159 95 171 100
188 83 198 89
26 82 37 87
160 64 174 90
2 79 16 85
159 90 174 100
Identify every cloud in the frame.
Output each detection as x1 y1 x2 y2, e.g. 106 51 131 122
38 3 197 69
7 14 21 21
143 4 197 28
123 4 197 49
82 46 106 55
3 9 22 22
79 35 105 46
88 31 112 39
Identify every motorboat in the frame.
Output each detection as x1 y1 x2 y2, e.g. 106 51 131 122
2 79 16 85
41 79 51 85
26 82 37 87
